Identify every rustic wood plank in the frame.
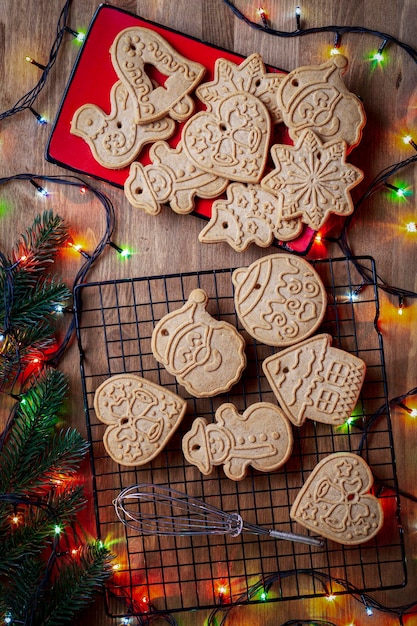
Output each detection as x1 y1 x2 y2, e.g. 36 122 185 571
0 1 416 624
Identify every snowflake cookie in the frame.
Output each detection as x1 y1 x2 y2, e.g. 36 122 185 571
261 129 364 231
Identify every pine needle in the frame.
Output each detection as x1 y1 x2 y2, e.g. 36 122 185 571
32 542 114 626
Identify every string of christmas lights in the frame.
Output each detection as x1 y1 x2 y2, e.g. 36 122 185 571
207 567 417 625
106 585 180 625
333 152 417 307
0 173 130 374
0 0 74 122
222 0 417 64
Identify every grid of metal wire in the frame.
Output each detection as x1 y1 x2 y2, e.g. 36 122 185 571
74 256 406 619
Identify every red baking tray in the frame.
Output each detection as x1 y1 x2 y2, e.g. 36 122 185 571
46 3 316 254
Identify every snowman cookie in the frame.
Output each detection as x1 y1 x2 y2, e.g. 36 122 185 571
182 402 293 480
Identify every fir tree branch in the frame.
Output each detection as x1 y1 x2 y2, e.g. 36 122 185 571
3 428 88 495
0 210 71 390
0 554 45 624
0 207 115 624
0 334 57 394
11 210 69 274
0 487 86 574
0 369 70 489
32 542 114 626
0 503 54 572
3 276 71 329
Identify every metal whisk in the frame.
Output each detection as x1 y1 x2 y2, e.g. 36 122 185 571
113 483 324 548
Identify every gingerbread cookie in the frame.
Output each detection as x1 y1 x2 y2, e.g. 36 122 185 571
262 333 366 427
93 374 187 466
182 402 293 481
198 182 304 251
182 91 271 183
124 141 228 215
232 253 327 347
277 55 366 151
261 129 364 231
110 27 206 123
151 289 246 397
290 452 384 545
70 81 176 169
196 53 284 124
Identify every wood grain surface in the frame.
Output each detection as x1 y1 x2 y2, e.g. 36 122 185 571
1 1 416 624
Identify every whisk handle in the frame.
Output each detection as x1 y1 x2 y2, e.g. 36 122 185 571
268 529 324 547
241 519 324 546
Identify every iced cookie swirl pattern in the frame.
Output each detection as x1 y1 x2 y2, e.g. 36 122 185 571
232 253 327 347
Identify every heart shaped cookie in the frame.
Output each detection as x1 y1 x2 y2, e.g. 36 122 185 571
94 374 187 466
290 452 383 545
182 92 271 183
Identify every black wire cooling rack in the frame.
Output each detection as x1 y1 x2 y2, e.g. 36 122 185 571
74 255 406 619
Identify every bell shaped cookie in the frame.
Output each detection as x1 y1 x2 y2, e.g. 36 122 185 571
151 289 246 397
110 27 205 123
262 333 366 426
290 452 383 545
94 374 187 466
183 402 293 481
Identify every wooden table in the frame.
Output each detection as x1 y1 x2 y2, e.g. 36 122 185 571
1 1 416 624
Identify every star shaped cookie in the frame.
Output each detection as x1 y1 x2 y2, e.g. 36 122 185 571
196 53 284 124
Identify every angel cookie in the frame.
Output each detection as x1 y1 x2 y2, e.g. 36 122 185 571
151 289 246 397
290 452 383 545
93 374 187 466
262 334 366 426
232 253 327 347
182 402 293 481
